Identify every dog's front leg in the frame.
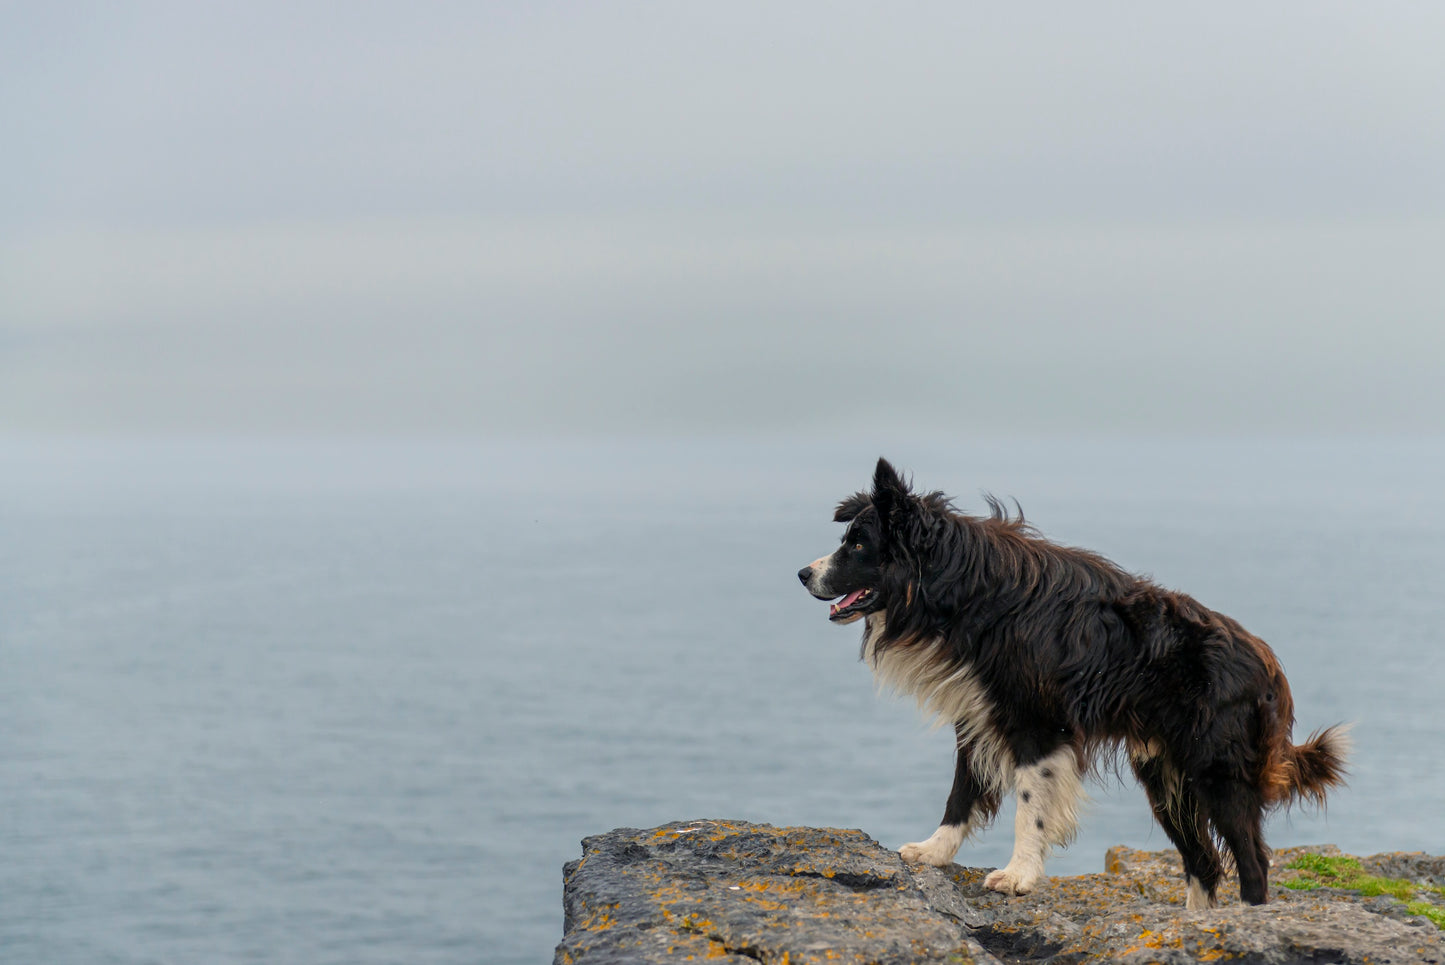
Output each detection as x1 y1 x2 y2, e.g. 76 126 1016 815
983 745 1083 896
900 731 1001 867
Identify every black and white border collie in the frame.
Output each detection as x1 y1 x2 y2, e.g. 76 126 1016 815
799 458 1348 908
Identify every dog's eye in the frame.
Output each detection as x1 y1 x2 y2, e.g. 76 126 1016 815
853 543 863 552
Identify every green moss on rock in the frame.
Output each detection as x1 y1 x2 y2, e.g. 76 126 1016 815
1279 852 1445 928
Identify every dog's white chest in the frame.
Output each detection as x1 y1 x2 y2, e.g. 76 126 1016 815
863 613 1016 792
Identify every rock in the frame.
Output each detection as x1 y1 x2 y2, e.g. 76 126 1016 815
555 820 985 964
555 819 1445 964
1361 853 1445 888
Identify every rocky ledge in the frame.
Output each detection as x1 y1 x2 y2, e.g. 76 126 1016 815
555 819 1445 964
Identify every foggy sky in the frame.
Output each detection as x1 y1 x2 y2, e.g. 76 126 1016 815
4 3 1443 437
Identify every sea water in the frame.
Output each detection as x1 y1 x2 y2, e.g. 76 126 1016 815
2 435 1442 965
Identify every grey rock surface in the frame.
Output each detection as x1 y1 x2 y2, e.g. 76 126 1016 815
555 820 1444 964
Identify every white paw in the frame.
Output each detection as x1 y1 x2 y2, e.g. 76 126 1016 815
899 841 951 866
984 865 1039 896
1185 876 1217 910
898 825 966 867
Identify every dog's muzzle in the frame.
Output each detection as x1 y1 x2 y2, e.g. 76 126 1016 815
798 556 834 598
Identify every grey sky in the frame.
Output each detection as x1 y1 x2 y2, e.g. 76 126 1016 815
3 2 1443 436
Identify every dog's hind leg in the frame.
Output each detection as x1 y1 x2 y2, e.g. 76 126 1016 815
983 744 1083 896
1130 750 1223 909
899 730 1001 867
1199 778 1271 905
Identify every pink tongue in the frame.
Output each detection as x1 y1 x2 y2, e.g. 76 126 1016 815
830 589 866 615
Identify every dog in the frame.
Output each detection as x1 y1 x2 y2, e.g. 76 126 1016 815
798 457 1348 907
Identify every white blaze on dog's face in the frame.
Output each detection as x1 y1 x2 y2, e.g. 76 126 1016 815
798 508 885 625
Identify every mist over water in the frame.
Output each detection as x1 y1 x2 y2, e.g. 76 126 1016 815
2 435 1442 965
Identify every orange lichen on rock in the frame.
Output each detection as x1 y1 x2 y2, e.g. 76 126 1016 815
556 821 1443 965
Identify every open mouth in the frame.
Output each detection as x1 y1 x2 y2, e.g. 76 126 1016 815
828 587 875 622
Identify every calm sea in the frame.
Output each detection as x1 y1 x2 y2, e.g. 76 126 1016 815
2 435 1442 965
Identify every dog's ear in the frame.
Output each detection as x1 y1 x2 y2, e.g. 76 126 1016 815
871 457 913 525
872 457 910 500
833 492 871 523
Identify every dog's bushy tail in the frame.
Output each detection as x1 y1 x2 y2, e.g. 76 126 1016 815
1283 724 1351 807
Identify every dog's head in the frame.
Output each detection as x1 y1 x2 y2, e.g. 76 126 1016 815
797 457 916 625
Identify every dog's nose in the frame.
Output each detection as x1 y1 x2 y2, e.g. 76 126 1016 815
798 566 813 586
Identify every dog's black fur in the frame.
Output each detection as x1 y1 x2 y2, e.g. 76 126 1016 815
799 458 1348 906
